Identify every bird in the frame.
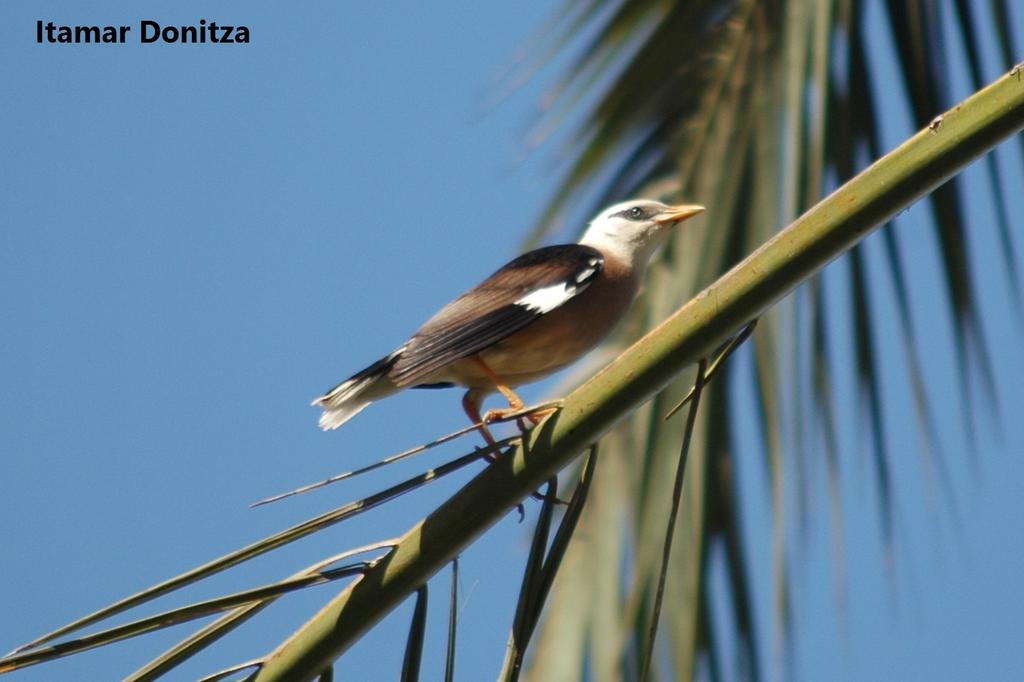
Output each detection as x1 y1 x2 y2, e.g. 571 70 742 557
313 199 705 443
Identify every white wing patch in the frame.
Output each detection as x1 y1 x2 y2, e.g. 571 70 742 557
574 258 601 284
515 257 601 314
516 282 576 313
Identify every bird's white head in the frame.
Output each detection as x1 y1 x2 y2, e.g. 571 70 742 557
579 199 705 269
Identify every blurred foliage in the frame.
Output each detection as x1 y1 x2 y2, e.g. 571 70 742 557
521 1 1022 679
5 3 1021 679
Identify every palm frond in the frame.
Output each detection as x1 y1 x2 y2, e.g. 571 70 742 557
246 70 1024 678
519 1 1024 677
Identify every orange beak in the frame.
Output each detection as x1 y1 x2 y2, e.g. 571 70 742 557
654 204 705 225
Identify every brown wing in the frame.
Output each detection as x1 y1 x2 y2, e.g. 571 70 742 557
389 244 603 387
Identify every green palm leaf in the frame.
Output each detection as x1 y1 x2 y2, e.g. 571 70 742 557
247 67 1024 679
5 6 1020 679
520 1 1023 679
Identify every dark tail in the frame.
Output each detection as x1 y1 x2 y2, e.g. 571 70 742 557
312 353 400 430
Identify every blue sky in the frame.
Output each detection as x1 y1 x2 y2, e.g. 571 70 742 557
2 1 1023 681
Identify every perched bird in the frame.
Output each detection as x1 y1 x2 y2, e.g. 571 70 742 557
313 199 704 442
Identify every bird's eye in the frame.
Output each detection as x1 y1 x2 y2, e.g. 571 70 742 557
628 207 645 219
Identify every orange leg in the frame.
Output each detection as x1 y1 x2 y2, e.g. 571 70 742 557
470 356 524 411
469 355 548 425
462 389 497 447
463 388 528 517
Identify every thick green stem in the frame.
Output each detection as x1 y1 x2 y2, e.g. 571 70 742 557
254 65 1024 681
